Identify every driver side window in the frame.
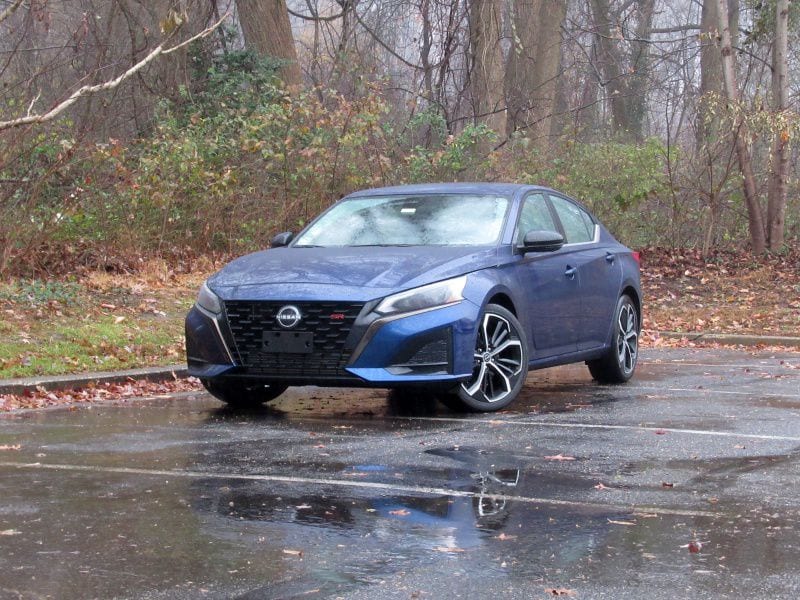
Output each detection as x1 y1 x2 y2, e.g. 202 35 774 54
515 193 558 246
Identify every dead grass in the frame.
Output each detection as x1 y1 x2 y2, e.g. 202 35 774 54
0 263 206 379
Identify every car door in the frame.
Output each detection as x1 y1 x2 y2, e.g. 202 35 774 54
547 194 622 350
513 192 580 357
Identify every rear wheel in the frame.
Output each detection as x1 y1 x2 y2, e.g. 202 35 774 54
201 378 288 408
440 304 528 412
587 294 639 383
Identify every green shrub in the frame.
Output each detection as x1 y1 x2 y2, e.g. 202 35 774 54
498 137 671 246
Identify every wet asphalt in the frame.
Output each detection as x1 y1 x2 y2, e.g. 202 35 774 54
1 347 800 600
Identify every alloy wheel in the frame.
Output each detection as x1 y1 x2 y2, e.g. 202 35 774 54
462 311 525 404
616 301 638 375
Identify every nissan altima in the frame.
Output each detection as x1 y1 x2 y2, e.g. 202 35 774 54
185 183 641 412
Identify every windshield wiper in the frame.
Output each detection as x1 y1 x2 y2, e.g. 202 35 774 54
351 243 416 247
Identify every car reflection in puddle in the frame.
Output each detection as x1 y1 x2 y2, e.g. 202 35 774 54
189 447 621 597
369 465 521 547
193 466 522 546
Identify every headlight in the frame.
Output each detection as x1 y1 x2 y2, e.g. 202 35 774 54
375 276 467 316
196 282 222 314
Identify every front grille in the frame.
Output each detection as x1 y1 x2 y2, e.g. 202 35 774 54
223 301 364 378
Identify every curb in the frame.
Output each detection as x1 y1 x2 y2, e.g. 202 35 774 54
0 365 188 396
657 332 800 348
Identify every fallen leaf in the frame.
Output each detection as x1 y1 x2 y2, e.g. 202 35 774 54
0 444 21 451
544 454 576 461
661 482 674 488
654 429 667 435
282 549 303 557
545 588 576 596
683 540 703 553
495 532 517 540
0 529 21 536
607 519 637 526
389 509 411 516
433 546 465 553
594 482 610 490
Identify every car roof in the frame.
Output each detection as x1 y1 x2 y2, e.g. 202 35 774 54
344 182 552 199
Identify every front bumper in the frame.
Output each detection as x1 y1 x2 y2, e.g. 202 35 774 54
185 299 479 386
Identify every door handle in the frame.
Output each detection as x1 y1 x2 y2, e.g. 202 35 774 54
605 252 615 263
565 266 576 279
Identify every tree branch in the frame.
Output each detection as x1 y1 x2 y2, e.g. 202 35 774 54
0 12 230 132
352 8 423 70
650 24 701 34
0 0 24 25
287 8 344 22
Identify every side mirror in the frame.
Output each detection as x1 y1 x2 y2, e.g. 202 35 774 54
520 230 564 253
270 231 294 248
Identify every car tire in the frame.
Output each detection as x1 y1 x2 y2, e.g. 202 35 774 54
201 378 288 408
440 304 529 412
587 294 639 384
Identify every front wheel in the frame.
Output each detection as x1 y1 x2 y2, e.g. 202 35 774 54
201 378 288 408
440 304 529 412
587 294 639 383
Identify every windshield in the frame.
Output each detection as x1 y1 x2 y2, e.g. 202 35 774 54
293 194 510 247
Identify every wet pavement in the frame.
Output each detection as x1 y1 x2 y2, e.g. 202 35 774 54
2 347 800 599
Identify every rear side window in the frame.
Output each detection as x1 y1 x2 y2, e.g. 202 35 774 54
549 196 595 244
515 193 558 245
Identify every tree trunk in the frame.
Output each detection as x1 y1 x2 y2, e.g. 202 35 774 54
468 0 506 138
767 0 789 250
627 0 655 141
505 0 566 145
716 0 766 254
505 0 542 135
589 0 629 138
696 0 739 250
697 0 738 147
235 0 302 86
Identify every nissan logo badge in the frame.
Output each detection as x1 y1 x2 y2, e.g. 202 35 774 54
276 305 302 329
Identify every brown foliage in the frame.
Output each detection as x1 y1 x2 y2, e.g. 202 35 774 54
641 246 800 336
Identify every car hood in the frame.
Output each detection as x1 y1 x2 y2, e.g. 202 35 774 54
208 246 500 301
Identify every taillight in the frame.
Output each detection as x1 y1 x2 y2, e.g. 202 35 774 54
632 251 641 265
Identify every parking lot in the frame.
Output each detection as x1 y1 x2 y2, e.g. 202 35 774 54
2 347 800 599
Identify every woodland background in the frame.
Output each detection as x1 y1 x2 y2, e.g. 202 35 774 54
0 0 798 278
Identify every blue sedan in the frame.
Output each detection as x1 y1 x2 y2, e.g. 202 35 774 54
185 183 641 412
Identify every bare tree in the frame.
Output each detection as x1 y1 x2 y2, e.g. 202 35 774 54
767 0 790 250
695 0 739 252
0 14 229 131
588 0 655 140
716 0 766 253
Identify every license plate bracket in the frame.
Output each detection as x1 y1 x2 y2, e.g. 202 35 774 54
262 331 314 354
